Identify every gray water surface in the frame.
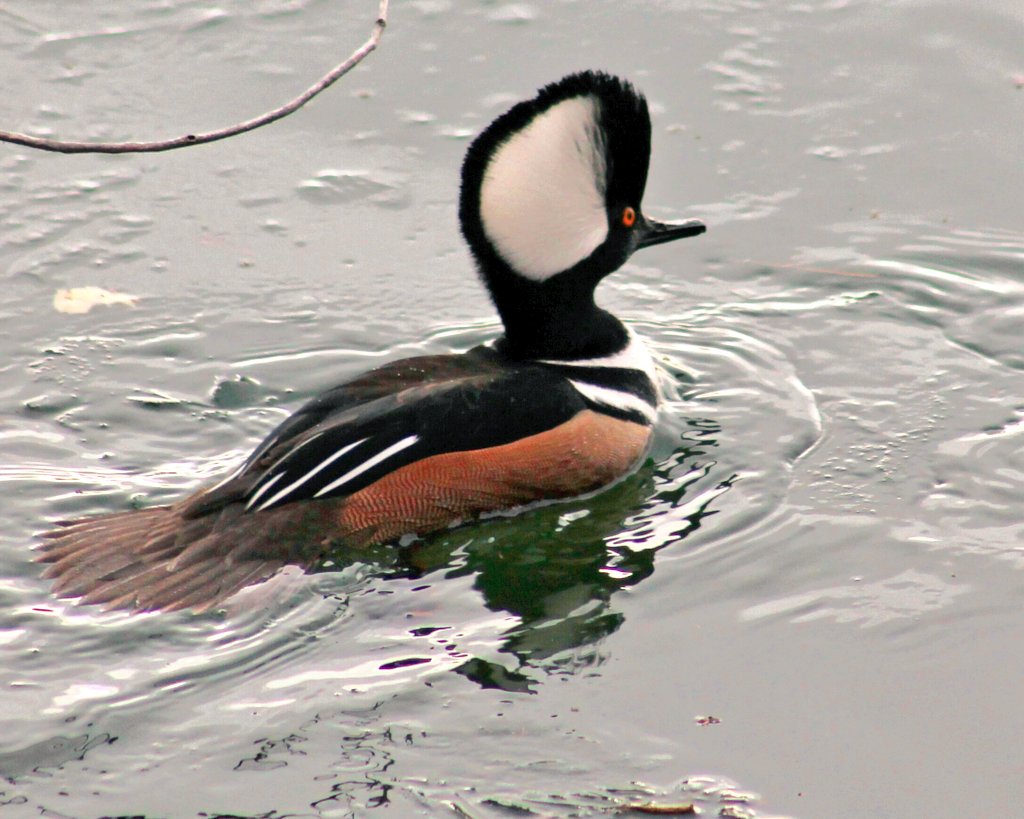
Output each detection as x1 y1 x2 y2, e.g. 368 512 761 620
2 1 1024 817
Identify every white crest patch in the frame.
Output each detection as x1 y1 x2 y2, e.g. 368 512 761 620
480 95 608 281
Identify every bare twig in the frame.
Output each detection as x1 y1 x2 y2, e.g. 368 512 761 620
0 0 389 154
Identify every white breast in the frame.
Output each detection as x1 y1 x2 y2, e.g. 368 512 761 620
541 331 661 421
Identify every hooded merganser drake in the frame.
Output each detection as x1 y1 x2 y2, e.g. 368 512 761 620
36 70 706 613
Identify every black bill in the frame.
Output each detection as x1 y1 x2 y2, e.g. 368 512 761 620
637 216 707 249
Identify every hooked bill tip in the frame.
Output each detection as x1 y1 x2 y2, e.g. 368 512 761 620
636 217 706 249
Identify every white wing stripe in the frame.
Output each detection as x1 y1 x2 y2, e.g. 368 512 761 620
255 437 368 512
314 435 420 499
568 380 657 423
264 429 325 471
244 471 285 510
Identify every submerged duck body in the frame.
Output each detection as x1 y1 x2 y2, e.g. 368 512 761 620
37 71 706 612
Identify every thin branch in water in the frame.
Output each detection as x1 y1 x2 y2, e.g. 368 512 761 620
0 0 389 155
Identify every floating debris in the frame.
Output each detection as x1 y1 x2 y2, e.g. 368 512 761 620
53 286 138 314
620 802 696 815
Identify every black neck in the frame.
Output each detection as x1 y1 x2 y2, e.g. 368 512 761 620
488 275 629 360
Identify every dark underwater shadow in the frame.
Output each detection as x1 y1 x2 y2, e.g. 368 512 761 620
0 733 115 785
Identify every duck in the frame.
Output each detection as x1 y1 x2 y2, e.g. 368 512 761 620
36 70 706 613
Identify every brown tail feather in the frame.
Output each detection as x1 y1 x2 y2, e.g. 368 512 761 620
167 533 230 572
143 551 217 594
44 538 185 598
41 508 151 537
48 553 144 598
42 522 179 579
130 555 224 612
35 501 310 614
76 584 133 608
152 561 230 613
164 560 285 614
38 509 173 561
80 563 183 610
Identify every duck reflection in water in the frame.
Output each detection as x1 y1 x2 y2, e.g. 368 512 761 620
319 425 728 693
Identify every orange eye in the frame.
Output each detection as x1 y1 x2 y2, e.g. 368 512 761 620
622 207 637 227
